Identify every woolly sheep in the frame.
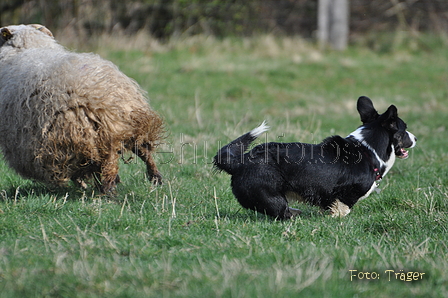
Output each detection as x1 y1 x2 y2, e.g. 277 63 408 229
0 24 164 193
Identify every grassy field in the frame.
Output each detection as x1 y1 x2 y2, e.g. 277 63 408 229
0 33 447 297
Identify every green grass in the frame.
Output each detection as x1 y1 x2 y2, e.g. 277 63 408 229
1 34 447 297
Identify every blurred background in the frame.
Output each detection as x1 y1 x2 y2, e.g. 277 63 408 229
1 0 447 48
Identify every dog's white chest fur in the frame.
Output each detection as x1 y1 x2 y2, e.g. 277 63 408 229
359 181 378 201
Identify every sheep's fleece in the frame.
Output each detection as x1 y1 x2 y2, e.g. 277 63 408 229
0 24 164 193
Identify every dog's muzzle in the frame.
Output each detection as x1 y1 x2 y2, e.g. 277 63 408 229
395 131 417 159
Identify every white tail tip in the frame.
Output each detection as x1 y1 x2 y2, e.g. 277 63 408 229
250 120 269 137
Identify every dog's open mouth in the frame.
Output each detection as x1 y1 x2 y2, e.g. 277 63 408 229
396 148 409 159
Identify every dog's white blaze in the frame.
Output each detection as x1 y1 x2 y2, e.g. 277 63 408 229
407 131 417 148
250 121 269 137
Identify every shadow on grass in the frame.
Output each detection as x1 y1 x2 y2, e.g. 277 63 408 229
216 203 325 222
0 180 97 201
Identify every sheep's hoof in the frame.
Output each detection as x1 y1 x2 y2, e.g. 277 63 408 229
73 178 88 189
99 178 119 195
114 174 121 184
150 173 163 186
100 186 118 197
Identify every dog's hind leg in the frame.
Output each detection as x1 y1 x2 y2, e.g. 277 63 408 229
132 143 162 185
263 196 297 220
285 191 303 217
232 179 296 219
245 193 295 220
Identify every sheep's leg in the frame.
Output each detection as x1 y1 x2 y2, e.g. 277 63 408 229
70 161 120 191
132 143 162 185
99 151 120 194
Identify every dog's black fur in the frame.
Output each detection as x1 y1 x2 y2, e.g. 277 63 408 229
213 96 417 219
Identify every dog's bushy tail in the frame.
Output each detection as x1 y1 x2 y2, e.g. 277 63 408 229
213 121 269 174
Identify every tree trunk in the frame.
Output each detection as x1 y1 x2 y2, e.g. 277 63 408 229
318 0 349 50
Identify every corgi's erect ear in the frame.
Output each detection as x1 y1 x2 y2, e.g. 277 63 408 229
357 96 379 124
379 104 398 131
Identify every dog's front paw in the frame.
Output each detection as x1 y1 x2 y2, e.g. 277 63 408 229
329 200 351 217
288 207 302 217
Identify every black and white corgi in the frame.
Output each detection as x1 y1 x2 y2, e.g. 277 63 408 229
213 96 417 220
